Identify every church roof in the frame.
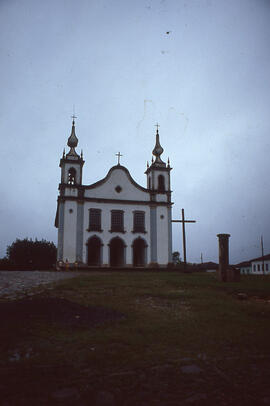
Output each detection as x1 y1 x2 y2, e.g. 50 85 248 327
83 165 149 193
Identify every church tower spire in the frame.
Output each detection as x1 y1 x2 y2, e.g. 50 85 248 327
59 118 84 186
66 117 79 158
152 124 165 166
145 124 172 195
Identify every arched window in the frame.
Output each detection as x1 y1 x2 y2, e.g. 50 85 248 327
158 174 165 192
68 168 76 185
148 177 151 189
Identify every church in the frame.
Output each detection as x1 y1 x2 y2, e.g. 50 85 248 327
55 120 173 268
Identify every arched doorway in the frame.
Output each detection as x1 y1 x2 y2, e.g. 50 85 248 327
87 236 102 266
109 237 125 267
133 238 147 266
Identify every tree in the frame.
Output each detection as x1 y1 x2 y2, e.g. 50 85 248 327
6 238 57 270
0 257 11 270
172 251 181 264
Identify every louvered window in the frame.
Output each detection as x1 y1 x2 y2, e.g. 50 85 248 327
133 211 145 232
111 210 124 232
89 209 101 231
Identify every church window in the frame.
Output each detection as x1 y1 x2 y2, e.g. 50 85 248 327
115 185 122 193
266 264 269 271
111 210 124 232
148 177 151 189
258 264 260 271
68 168 76 185
133 211 145 233
89 209 102 231
158 175 165 192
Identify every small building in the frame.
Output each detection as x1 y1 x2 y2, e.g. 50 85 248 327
55 120 173 268
237 255 270 275
199 261 218 272
250 254 270 274
236 261 252 275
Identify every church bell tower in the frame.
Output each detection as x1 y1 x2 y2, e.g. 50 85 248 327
59 118 84 190
145 125 172 201
56 118 85 264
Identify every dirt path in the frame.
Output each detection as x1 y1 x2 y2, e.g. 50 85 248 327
0 270 83 299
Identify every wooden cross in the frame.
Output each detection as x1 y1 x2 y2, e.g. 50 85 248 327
116 151 123 165
172 208 196 269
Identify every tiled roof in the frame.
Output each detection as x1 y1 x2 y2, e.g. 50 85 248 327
236 254 270 266
250 253 270 262
236 261 251 267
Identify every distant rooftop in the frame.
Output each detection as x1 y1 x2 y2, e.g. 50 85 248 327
236 253 270 267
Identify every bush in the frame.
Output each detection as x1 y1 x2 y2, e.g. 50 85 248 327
6 238 57 270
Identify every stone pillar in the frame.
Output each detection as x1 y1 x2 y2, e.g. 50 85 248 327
217 234 230 282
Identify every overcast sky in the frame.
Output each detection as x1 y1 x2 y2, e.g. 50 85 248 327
1 0 270 264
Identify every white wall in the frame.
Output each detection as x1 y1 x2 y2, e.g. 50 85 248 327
240 266 251 274
65 187 78 197
63 200 77 262
156 205 169 265
85 168 149 201
251 260 270 274
156 194 168 203
82 202 151 265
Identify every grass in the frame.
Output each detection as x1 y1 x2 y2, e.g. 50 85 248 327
1 271 270 405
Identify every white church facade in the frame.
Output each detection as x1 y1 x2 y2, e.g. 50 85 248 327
55 120 173 268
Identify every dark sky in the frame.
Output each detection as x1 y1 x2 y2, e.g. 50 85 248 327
1 0 270 263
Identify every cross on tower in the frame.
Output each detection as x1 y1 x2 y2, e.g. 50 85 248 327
155 123 160 131
172 208 196 270
71 114 77 122
116 151 123 165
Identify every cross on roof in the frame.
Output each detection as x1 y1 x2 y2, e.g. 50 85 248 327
116 151 123 165
155 123 160 131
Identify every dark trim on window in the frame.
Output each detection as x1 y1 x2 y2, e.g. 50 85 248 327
111 210 124 233
86 228 103 232
133 210 146 233
88 208 102 232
